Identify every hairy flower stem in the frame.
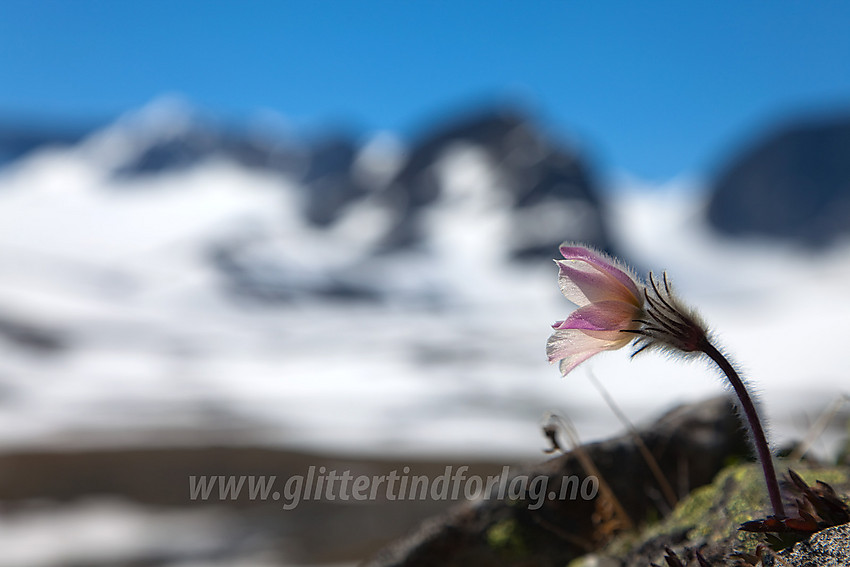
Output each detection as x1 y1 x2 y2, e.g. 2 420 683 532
699 337 785 518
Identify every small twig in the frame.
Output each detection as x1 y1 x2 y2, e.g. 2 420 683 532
587 371 679 510
530 514 595 552
546 413 635 531
789 395 849 462
542 423 563 454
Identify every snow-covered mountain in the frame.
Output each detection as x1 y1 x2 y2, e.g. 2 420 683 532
0 100 848 460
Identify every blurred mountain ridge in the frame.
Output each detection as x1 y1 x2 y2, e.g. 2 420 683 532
0 122 90 168
5 100 850 313
1 99 849 475
0 100 612 305
707 113 850 248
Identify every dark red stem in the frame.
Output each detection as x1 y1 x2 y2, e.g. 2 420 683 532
699 338 785 518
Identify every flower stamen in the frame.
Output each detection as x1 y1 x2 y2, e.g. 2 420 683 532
629 343 652 358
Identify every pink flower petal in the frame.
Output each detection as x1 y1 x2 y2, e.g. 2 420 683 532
557 350 601 375
554 300 640 332
547 324 638 375
546 328 634 375
579 329 635 344
559 245 642 302
546 328 608 365
557 260 640 307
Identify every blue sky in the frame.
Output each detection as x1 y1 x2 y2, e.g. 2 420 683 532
2 1 850 180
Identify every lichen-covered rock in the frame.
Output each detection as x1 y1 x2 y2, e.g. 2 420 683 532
361 397 751 567
781 522 850 567
599 464 850 566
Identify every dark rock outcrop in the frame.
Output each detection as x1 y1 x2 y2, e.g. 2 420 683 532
300 134 371 226
381 106 610 258
362 396 751 567
783 522 850 567
114 122 372 229
0 123 90 167
598 463 850 566
706 115 850 247
0 313 66 353
114 126 291 176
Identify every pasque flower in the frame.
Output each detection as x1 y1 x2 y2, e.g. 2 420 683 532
546 245 644 375
547 243 786 518
547 244 710 375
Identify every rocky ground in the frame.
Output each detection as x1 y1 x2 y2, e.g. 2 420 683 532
593 464 850 566
362 397 850 567
0 444 509 564
0 396 845 566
